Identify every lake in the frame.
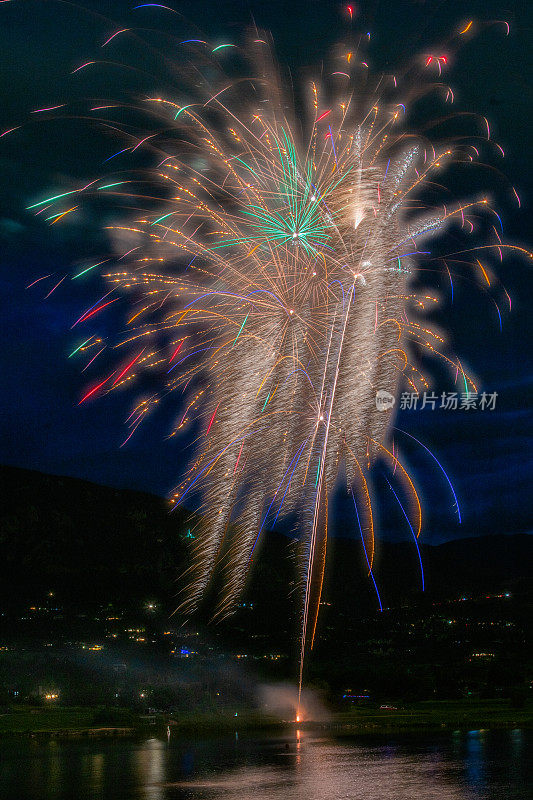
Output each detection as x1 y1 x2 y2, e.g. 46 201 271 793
0 728 530 799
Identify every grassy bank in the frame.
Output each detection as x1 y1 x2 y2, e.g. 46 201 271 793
0 706 282 739
323 699 533 735
0 699 531 739
0 707 138 738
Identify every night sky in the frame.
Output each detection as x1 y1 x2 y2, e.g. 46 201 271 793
0 0 531 545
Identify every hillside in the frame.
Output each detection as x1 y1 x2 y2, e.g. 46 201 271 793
1 465 531 612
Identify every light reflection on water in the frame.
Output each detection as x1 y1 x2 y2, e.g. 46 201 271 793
0 729 530 800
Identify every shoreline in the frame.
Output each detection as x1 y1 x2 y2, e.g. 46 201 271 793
0 701 531 741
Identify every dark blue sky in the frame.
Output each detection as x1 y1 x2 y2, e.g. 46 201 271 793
0 0 531 544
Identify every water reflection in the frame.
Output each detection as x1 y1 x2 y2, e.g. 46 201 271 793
167 735 470 800
464 729 486 792
136 738 165 800
0 729 530 800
